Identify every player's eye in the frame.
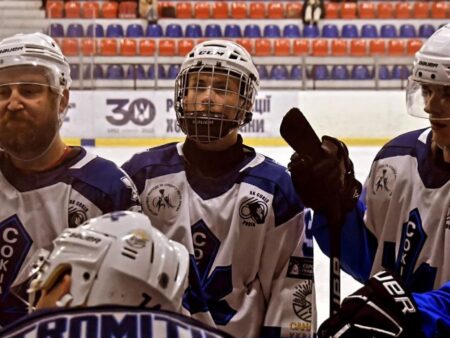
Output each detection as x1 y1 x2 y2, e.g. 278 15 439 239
19 84 46 98
0 85 12 100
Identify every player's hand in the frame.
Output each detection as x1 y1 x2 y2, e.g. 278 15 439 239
36 274 72 309
288 136 361 213
318 270 425 338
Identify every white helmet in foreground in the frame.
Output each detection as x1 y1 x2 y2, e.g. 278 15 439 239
174 39 260 143
26 211 189 313
406 24 450 120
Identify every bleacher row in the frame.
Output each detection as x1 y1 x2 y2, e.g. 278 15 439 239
46 1 449 20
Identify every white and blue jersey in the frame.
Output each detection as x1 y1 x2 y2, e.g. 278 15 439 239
123 142 316 338
0 147 141 327
0 305 233 338
312 128 450 337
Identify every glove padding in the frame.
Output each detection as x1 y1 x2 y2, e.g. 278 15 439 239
288 136 361 214
318 270 425 338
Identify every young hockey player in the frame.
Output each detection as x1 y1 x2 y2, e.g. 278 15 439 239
0 32 141 326
2 211 232 338
123 40 316 338
288 24 450 338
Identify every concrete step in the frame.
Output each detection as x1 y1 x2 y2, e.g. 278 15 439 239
0 0 42 10
0 9 45 19
0 26 46 40
0 18 48 29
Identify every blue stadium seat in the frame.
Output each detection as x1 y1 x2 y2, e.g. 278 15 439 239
380 24 397 38
86 23 104 37
70 64 80 80
146 23 163 37
322 24 339 38
106 64 125 79
303 25 320 38
127 65 146 79
168 64 181 79
399 24 417 38
283 24 301 38
148 64 166 79
224 24 242 38
106 24 124 37
270 65 288 80
185 24 202 38
256 65 269 80
418 24 435 38
83 64 104 79
311 65 329 80
165 24 183 37
205 24 222 37
126 24 144 37
331 65 349 80
290 65 303 80
392 65 410 80
341 24 358 38
67 23 84 38
378 65 390 80
49 23 64 37
361 24 378 38
244 24 261 38
351 65 372 80
264 24 281 38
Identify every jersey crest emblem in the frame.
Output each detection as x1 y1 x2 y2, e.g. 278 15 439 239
145 183 182 217
372 164 397 196
239 192 269 227
68 201 88 228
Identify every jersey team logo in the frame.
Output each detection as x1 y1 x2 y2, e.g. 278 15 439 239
68 204 88 228
239 196 268 227
372 164 397 196
146 184 182 217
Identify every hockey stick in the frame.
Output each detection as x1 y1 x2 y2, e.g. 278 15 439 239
280 108 341 316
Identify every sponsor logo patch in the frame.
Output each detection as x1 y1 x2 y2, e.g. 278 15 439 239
145 184 182 217
292 280 313 323
287 257 313 279
372 164 397 196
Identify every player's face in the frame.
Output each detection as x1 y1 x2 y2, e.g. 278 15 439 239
0 66 66 160
422 84 450 147
183 71 243 120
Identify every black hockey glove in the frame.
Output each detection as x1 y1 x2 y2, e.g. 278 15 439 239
288 136 361 214
318 270 425 338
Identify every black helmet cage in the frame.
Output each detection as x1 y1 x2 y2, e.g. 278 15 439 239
174 62 257 143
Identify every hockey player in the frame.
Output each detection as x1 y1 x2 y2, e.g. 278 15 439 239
122 40 316 338
0 33 141 326
2 211 232 338
288 24 450 337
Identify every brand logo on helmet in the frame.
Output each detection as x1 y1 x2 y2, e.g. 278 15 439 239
125 229 150 249
0 46 23 54
418 61 438 68
198 50 225 56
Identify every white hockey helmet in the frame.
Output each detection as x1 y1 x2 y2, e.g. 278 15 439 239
406 24 450 120
0 32 71 93
174 39 260 143
27 211 189 313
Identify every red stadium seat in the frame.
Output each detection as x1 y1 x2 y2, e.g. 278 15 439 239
412 1 430 19
231 3 247 19
369 39 386 56
100 38 118 56
268 3 284 19
395 2 411 19
358 2 375 19
312 39 329 56
249 2 266 19
65 1 81 18
274 39 291 56
325 2 339 19
212 2 228 19
120 39 137 56
46 1 64 18
286 2 302 18
331 40 347 56
82 2 100 19
406 39 423 55
431 1 448 19
254 39 272 56
387 39 405 56
194 2 210 19
81 38 97 55
61 38 79 56
341 3 356 19
377 2 394 19
158 39 176 56
139 39 155 56
235 38 254 55
350 39 367 56
176 2 192 18
102 1 118 18
293 39 309 55
178 39 194 56
118 1 137 19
